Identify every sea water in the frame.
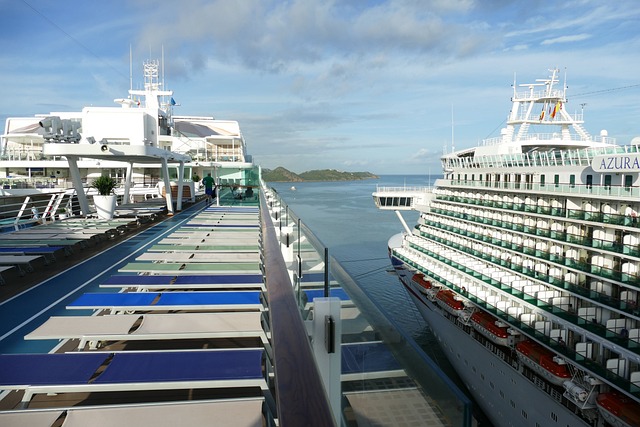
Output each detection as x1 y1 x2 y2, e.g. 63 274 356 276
269 175 499 423
269 175 458 373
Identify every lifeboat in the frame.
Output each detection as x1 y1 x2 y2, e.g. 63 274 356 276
596 391 640 427
516 340 570 386
412 273 432 293
470 311 510 346
435 289 465 316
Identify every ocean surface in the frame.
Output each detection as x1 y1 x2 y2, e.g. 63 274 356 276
269 175 458 374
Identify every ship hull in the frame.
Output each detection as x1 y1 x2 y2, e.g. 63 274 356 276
395 266 589 427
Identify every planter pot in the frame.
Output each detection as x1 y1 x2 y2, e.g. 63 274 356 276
93 195 117 220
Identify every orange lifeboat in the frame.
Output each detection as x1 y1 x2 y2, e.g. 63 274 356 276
435 289 464 316
470 311 510 346
516 340 570 386
596 391 640 427
412 273 432 292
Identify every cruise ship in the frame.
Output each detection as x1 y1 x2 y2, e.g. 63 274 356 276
0 58 476 426
0 59 256 205
373 69 640 427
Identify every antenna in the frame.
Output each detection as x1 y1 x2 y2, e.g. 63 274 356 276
451 104 455 153
129 45 133 93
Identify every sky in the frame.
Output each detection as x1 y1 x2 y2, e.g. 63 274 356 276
1 0 639 174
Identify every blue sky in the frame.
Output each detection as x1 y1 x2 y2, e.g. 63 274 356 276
1 0 639 174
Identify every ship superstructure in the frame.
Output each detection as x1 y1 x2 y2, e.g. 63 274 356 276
374 69 640 427
0 59 256 199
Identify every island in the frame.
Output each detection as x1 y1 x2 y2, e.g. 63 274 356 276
262 167 378 182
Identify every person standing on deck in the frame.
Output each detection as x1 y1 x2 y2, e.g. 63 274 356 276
202 173 215 204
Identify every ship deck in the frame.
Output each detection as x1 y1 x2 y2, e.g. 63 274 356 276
0 189 472 426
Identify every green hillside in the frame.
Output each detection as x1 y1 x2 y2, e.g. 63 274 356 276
262 167 377 182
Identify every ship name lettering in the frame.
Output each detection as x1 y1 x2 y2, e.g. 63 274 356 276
599 156 640 170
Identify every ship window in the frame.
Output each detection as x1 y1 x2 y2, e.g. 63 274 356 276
471 174 475 181
540 174 545 186
569 175 575 188
586 175 593 189
625 175 633 188
554 175 559 187
605 175 612 188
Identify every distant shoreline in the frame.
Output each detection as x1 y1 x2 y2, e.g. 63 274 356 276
262 167 379 182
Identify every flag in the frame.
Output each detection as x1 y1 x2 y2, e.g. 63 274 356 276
170 97 176 106
551 101 561 118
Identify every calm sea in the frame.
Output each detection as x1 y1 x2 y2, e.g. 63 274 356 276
269 175 456 370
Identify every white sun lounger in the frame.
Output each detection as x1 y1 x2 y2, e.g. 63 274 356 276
99 274 265 291
135 252 261 263
61 398 268 427
25 312 271 351
0 398 268 427
0 410 63 427
0 349 273 409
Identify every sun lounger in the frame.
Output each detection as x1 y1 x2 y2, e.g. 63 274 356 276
148 244 259 252
63 398 267 427
119 262 261 275
156 239 260 247
25 312 270 350
67 291 265 312
0 255 45 274
135 252 261 263
100 274 265 290
0 265 20 285
0 410 64 427
0 349 270 407
341 341 405 381
0 246 66 262
182 223 259 228
0 398 268 427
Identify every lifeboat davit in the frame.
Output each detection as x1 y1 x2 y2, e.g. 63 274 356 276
470 311 510 346
435 289 465 316
412 273 432 293
516 340 570 386
596 391 640 427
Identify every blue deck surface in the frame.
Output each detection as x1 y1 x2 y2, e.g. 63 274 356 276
0 203 212 354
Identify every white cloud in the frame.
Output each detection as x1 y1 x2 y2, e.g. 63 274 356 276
541 33 591 45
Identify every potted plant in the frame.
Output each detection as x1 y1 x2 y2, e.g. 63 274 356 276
58 207 68 220
91 175 118 219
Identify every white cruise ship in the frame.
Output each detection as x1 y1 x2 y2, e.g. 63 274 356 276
0 59 256 201
373 69 640 427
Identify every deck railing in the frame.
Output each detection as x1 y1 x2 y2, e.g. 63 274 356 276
259 193 337 427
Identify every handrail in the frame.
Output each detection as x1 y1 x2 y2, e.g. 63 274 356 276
259 193 336 427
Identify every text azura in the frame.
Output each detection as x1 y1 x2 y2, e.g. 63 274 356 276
592 154 640 172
